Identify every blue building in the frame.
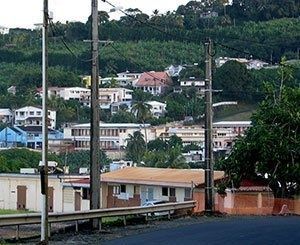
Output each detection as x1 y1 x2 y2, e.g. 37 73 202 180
0 126 63 149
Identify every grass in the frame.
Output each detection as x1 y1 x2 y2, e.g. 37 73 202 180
0 209 32 215
214 103 257 121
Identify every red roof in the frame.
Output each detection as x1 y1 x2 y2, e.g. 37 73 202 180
135 72 172 87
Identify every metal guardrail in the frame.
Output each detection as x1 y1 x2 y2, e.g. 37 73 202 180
0 201 196 227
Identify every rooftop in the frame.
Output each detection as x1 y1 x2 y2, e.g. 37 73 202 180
100 167 224 188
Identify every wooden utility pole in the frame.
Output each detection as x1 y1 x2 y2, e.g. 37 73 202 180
41 0 49 242
204 38 214 213
90 0 100 229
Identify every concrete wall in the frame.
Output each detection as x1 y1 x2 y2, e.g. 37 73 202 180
0 175 63 212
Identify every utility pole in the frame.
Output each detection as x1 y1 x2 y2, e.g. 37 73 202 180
204 38 214 214
41 0 49 243
90 0 100 229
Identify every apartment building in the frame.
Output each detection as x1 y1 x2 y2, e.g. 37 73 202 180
63 122 155 151
14 106 56 129
155 121 251 149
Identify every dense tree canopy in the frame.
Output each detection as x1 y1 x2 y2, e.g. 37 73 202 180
216 85 300 197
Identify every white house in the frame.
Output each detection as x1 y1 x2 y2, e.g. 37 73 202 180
0 173 87 212
0 109 13 124
215 57 268 70
63 122 155 151
0 25 9 34
180 79 205 95
14 106 56 130
98 88 133 109
146 101 167 118
37 87 91 101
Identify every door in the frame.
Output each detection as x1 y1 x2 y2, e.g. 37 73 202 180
147 187 154 201
17 186 27 210
48 187 54 212
75 192 81 211
140 186 147 205
140 186 154 205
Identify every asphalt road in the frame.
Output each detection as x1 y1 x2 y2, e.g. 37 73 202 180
103 216 300 245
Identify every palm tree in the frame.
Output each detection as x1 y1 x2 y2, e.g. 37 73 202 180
126 131 146 165
131 101 152 150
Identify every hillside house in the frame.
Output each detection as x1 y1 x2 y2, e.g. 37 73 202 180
0 126 62 149
0 109 13 124
14 106 56 130
134 72 173 95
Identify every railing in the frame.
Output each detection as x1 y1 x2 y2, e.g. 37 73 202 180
0 201 196 236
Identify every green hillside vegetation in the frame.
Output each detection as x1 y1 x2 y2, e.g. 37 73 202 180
0 148 61 173
0 0 299 126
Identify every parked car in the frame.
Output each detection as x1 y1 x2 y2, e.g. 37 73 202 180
141 200 175 216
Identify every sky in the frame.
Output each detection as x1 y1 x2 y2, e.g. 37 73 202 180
0 0 191 29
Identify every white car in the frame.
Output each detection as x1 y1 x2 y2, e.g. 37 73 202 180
142 200 175 216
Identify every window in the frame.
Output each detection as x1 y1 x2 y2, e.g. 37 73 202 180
169 188 176 197
162 187 168 196
120 184 126 193
29 111 34 115
113 186 120 195
82 188 90 200
134 185 140 195
184 188 191 199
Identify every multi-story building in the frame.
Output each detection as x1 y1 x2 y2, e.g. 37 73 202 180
98 88 133 109
0 109 13 124
14 106 56 129
146 101 167 118
180 79 205 95
155 121 251 149
0 126 63 149
78 87 133 109
37 87 90 101
63 123 155 151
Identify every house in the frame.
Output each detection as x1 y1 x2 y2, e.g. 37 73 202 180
14 106 56 130
7 86 16 95
0 173 87 212
183 150 204 163
117 71 142 82
180 79 205 95
134 71 173 95
98 88 133 109
165 65 184 77
77 87 133 109
63 122 155 151
247 60 269 70
0 109 13 124
66 167 225 209
0 25 9 34
146 101 167 118
215 57 268 70
37 87 91 104
109 160 134 172
0 126 63 149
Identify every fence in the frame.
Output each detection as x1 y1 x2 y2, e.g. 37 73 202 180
0 201 196 239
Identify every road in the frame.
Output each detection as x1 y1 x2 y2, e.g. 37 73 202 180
103 216 300 245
